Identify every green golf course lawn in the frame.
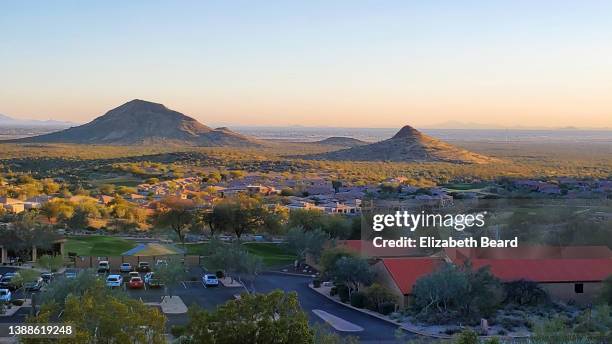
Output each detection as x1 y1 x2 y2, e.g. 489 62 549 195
65 236 137 256
184 242 295 267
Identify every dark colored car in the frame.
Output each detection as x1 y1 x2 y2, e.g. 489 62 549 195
41 272 54 283
24 278 44 292
137 262 150 272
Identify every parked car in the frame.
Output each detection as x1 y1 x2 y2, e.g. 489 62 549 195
128 277 144 289
64 269 78 279
97 261 110 274
144 272 163 288
137 262 150 272
40 272 54 283
202 274 219 287
106 274 123 288
119 263 132 273
155 259 168 267
0 289 11 302
24 278 44 292
128 271 140 278
0 275 19 291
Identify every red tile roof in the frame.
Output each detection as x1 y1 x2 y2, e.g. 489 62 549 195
471 258 612 283
381 258 442 294
445 246 612 261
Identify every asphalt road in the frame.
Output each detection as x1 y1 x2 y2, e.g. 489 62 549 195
0 267 411 343
254 272 410 343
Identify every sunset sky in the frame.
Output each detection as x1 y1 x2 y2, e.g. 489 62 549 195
2 1 612 128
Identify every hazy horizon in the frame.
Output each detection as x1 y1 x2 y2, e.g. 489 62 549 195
2 1 612 128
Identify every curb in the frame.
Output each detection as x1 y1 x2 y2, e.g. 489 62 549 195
264 271 317 278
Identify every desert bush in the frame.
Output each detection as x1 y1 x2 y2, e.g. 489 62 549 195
336 284 350 303
412 262 503 325
349 291 366 308
454 329 478 344
504 279 549 306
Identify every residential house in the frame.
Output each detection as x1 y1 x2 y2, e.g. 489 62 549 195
0 197 25 213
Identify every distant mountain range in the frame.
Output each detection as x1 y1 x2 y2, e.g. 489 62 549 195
424 121 612 130
7 99 261 146
0 114 75 127
306 125 496 164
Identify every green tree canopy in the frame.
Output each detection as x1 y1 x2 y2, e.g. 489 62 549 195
184 290 312 344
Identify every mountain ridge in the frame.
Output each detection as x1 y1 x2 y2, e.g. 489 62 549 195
6 99 261 147
305 125 496 164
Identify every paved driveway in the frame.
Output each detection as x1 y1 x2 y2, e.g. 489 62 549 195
253 273 410 343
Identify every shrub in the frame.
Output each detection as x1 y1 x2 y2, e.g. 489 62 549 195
504 280 549 306
170 325 186 337
336 284 350 303
215 270 224 279
454 329 479 344
350 292 366 308
312 279 321 288
11 299 24 306
364 283 398 313
379 302 396 315
330 286 337 296
483 338 501 344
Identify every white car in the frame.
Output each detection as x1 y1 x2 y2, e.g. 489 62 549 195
202 274 219 287
98 261 110 273
143 272 163 288
106 274 123 288
128 271 140 279
119 263 132 273
0 289 11 302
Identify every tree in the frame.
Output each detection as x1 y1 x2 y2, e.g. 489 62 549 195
286 227 328 265
184 290 312 344
206 240 263 292
329 256 374 297
319 247 356 278
195 209 220 237
153 197 195 246
154 258 187 298
364 283 398 314
41 178 60 194
287 209 326 231
504 279 549 306
235 250 263 293
25 287 166 344
40 199 75 224
11 269 40 289
36 255 64 272
98 183 115 195
321 215 352 239
0 225 60 262
213 195 267 238
312 323 359 344
331 180 342 193
411 262 502 324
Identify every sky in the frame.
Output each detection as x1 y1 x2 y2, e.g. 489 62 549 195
1 1 612 128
